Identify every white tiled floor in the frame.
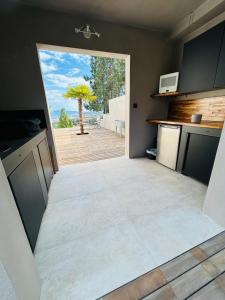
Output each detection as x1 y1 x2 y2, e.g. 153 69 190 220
35 157 223 300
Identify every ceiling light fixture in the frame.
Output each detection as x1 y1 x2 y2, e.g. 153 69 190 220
75 25 101 39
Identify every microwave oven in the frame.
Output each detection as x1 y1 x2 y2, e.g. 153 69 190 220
159 72 179 94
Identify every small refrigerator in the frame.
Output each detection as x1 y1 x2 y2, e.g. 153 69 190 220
156 124 181 170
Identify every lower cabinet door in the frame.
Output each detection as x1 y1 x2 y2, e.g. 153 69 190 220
38 138 53 190
182 133 219 184
9 153 46 251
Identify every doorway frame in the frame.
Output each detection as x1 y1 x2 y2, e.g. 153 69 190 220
36 43 130 171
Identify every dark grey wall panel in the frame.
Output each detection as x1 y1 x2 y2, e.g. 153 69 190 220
0 5 174 159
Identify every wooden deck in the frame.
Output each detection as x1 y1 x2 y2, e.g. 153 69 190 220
54 127 125 165
99 231 225 300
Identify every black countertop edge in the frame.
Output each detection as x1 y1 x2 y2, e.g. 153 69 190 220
0 130 46 160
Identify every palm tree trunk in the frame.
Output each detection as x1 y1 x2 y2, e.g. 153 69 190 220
78 98 84 134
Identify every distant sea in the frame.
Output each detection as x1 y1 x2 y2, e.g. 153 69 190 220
51 110 102 121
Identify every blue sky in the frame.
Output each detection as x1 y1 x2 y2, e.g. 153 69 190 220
39 50 91 112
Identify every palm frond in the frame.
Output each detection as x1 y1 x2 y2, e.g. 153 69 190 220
63 84 97 102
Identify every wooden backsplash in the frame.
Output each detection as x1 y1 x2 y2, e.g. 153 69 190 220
169 97 225 121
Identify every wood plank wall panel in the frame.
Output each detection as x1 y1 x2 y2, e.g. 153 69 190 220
169 97 225 121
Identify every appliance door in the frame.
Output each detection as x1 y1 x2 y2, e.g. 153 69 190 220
159 72 179 93
156 125 181 170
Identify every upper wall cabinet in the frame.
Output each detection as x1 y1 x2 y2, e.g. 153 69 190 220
179 22 225 94
215 29 225 88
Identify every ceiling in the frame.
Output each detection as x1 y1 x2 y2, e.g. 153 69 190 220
20 0 207 31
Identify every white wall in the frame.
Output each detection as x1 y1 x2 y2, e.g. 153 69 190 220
0 160 41 300
0 262 17 300
101 96 126 135
203 125 225 227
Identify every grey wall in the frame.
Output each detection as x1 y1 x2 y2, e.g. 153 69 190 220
0 160 40 300
0 5 174 167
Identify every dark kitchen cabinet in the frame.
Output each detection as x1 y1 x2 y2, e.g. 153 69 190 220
177 126 221 184
33 147 48 205
182 134 219 184
214 29 225 88
9 152 46 251
38 138 53 190
179 22 225 93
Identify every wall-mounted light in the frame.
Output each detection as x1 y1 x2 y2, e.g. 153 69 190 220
75 25 101 39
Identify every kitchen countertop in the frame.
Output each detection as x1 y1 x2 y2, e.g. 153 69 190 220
147 119 224 129
0 130 45 160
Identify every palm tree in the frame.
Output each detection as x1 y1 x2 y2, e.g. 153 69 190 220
63 84 96 135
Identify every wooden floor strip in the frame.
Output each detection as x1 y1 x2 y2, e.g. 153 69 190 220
144 248 225 299
187 271 225 299
99 231 225 300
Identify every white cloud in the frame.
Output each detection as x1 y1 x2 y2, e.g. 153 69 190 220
68 67 80 75
39 50 65 62
39 52 52 60
45 73 88 88
45 89 78 111
39 50 91 65
46 89 60 99
51 52 65 62
67 53 91 65
40 61 57 73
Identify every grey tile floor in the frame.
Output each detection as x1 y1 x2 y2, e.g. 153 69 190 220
35 157 223 300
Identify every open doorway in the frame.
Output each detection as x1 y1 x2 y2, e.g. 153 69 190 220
37 44 130 166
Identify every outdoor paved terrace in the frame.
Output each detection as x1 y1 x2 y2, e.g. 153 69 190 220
54 127 125 165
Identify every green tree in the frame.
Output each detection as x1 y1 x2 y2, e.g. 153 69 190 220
64 84 96 135
57 108 73 128
84 57 125 113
